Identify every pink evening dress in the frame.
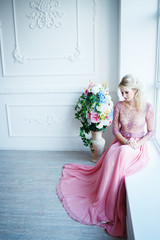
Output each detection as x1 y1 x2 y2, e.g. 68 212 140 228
56 101 154 238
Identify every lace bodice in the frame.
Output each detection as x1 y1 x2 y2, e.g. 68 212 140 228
112 101 154 140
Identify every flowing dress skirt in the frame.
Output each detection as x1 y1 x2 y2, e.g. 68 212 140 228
56 138 150 238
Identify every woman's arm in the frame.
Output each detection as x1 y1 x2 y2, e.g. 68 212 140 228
115 132 129 145
131 103 154 149
112 103 129 145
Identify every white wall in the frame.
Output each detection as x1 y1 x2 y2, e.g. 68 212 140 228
0 0 119 150
1 0 157 151
119 0 158 104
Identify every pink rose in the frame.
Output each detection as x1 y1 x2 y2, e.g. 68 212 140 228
90 112 100 123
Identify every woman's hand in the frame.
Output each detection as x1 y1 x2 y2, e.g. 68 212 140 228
128 139 140 149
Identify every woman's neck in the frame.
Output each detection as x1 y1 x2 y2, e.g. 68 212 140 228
123 100 137 109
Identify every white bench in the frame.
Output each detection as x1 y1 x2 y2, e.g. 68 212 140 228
125 141 160 240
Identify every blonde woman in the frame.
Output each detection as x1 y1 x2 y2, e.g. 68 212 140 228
115 74 154 150
56 74 154 238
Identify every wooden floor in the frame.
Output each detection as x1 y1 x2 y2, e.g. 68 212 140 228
0 150 124 240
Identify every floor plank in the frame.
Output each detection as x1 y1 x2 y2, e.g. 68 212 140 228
0 151 123 240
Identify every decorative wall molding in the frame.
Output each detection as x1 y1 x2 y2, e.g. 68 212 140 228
26 0 63 29
12 46 26 64
0 86 84 94
0 86 116 97
65 44 81 62
11 0 95 65
25 114 65 126
6 104 79 137
0 0 96 76
0 21 4 76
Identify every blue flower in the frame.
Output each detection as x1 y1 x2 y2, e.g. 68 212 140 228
109 109 113 119
99 93 106 103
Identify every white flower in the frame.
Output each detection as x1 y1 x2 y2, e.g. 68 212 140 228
105 95 111 101
103 119 112 126
91 84 102 94
97 119 112 129
96 102 112 113
106 100 113 110
96 104 106 112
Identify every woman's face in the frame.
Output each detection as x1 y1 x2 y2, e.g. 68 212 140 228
120 87 137 102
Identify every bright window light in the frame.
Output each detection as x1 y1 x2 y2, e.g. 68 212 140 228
155 88 160 146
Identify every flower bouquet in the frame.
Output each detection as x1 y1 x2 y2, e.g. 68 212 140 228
75 81 113 151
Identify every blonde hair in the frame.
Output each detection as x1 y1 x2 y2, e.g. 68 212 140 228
118 74 146 111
